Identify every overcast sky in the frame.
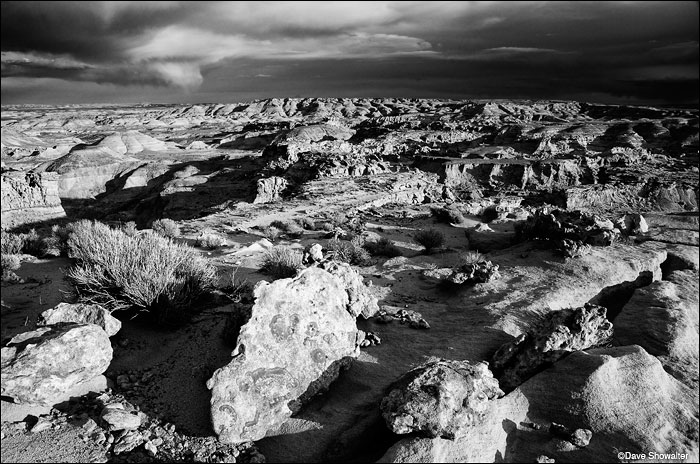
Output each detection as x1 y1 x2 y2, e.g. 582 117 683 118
1 1 698 105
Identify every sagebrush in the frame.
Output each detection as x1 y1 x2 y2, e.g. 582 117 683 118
326 236 371 265
66 220 217 314
414 229 445 253
260 245 303 279
363 237 402 257
152 218 180 238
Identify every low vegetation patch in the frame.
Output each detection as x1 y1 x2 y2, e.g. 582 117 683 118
223 266 254 304
1 230 24 255
260 245 304 279
414 229 445 254
269 220 304 238
363 237 402 257
66 220 217 315
152 218 181 238
326 236 371 265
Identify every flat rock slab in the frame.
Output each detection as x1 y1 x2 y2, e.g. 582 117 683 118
208 267 360 444
1 323 112 405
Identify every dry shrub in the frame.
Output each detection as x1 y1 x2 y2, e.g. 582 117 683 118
414 229 445 253
363 237 402 257
260 245 303 279
326 236 371 265
152 218 180 238
66 220 216 315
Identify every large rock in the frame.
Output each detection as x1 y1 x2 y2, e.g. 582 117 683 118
207 267 360 444
615 270 699 390
380 346 699 463
320 260 379 318
253 176 288 204
423 261 500 285
38 302 122 337
516 209 618 249
1 171 65 229
1 323 113 405
380 359 503 439
491 303 613 392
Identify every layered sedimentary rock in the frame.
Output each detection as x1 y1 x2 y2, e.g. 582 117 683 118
381 359 503 439
208 267 360 443
253 176 288 204
1 171 65 228
1 323 113 405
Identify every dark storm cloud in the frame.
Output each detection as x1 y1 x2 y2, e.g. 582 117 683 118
1 1 698 105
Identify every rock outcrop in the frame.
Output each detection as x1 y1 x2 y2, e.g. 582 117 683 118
38 302 122 337
615 270 699 390
381 359 503 439
253 176 288 204
423 260 501 285
208 267 360 444
1 323 113 405
491 303 613 392
1 171 65 228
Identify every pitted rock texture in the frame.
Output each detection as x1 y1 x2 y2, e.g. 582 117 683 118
381 359 503 439
0 171 65 228
207 267 359 444
38 302 122 337
491 303 614 392
1 323 113 405
320 260 379 318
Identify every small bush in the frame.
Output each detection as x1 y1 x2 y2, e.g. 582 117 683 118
196 230 227 249
223 267 254 303
460 250 484 265
269 220 304 238
260 246 303 279
121 221 138 236
66 220 217 315
414 229 445 253
21 229 44 256
1 230 24 255
152 218 181 238
261 226 281 242
363 237 402 257
1 254 21 272
318 221 335 232
326 236 371 265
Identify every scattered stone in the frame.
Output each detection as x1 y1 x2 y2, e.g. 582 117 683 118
555 239 592 258
1 323 112 405
490 303 614 392
616 213 649 235
208 267 360 444
37 302 122 337
100 403 144 431
536 455 556 463
424 260 500 285
113 430 146 454
29 419 52 433
144 440 158 457
381 359 503 439
302 243 324 264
